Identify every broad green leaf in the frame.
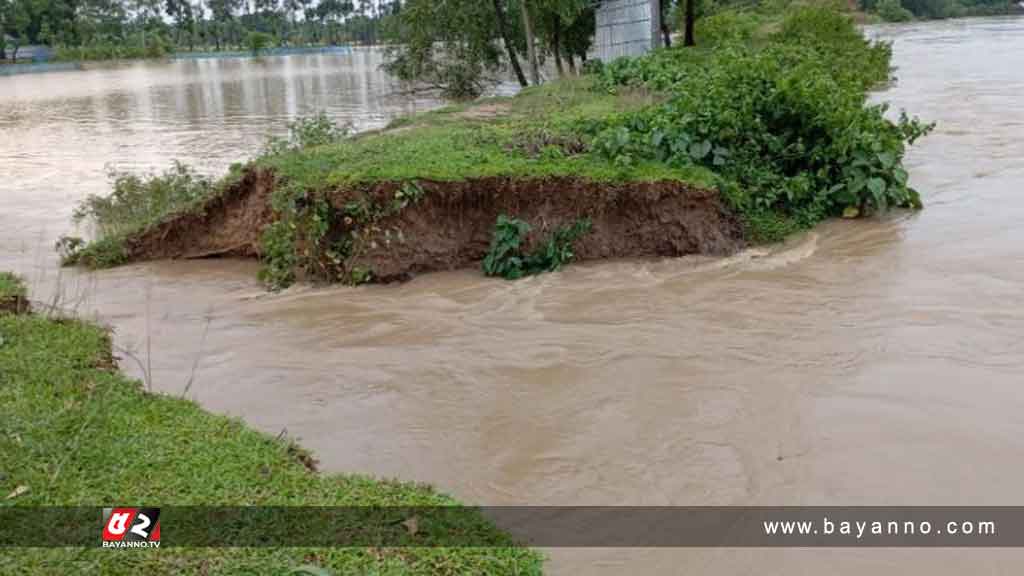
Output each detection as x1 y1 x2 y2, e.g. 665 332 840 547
867 177 886 197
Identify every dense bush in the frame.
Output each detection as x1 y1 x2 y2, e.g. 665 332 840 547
875 0 915 21
590 6 932 240
901 0 966 17
696 10 761 47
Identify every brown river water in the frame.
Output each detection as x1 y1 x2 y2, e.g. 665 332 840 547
3 19 1024 574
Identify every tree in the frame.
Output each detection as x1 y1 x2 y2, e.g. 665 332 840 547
660 0 673 47
1 0 33 61
245 28 269 53
492 0 527 87
683 0 695 46
533 0 589 77
207 0 240 49
166 0 196 48
383 0 505 98
0 0 11 60
519 0 540 84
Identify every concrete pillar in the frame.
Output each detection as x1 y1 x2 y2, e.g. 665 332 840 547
651 0 663 50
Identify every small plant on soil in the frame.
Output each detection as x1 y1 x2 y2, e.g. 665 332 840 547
483 215 593 280
0 272 29 314
56 235 128 268
262 112 351 157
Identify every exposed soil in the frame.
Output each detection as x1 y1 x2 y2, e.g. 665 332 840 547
124 168 745 283
0 295 30 315
331 178 745 282
125 168 277 261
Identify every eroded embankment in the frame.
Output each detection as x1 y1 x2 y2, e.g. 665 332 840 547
125 167 745 283
125 168 276 261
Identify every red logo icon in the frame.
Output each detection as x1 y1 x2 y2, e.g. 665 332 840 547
102 508 161 548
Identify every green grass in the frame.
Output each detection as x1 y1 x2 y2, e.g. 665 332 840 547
0 306 543 575
0 272 26 301
261 78 715 192
0 272 29 314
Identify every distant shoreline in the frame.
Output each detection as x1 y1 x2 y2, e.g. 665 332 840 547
0 46 358 77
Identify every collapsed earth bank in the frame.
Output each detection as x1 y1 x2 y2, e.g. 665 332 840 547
123 167 746 283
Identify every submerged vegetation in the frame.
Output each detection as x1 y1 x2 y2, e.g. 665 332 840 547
0 271 542 574
482 216 593 280
64 5 931 289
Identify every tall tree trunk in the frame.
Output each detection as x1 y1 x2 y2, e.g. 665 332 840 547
520 0 541 85
492 0 528 87
551 14 564 77
684 0 695 47
660 0 672 47
567 53 576 75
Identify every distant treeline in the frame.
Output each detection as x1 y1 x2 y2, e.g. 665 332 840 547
863 0 1019 22
0 0 400 61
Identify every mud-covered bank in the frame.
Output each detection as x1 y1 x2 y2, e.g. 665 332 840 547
124 167 745 283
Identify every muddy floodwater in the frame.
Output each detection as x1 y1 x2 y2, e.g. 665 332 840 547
3 19 1024 574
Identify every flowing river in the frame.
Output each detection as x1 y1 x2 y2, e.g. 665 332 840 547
2 18 1024 574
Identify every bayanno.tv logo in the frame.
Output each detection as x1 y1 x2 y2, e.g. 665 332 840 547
101 508 161 549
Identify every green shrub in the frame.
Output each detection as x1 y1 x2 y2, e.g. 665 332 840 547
591 6 933 239
901 0 966 17
482 215 592 280
697 10 761 47
246 31 274 55
63 161 212 269
59 235 129 269
875 0 915 21
0 271 28 313
262 112 351 156
72 161 213 239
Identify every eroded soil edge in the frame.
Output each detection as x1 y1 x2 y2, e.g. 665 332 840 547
125 167 746 282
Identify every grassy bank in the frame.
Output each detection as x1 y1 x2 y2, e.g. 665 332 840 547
64 5 931 289
0 274 542 575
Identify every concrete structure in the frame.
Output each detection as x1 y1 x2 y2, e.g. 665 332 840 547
2 36 51 62
593 0 663 62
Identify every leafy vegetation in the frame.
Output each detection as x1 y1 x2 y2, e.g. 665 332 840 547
64 5 934 287
1 0 398 64
0 296 543 575
590 5 933 241
874 0 915 21
58 161 218 269
383 0 599 97
482 215 592 280
247 81 708 288
0 271 28 314
73 161 214 239
245 30 273 55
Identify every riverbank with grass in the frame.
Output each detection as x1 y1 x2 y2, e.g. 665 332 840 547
61 5 932 290
0 273 542 574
